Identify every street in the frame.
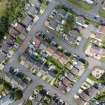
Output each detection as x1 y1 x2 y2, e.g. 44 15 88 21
2 0 105 105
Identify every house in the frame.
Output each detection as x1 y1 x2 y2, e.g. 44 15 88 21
44 20 58 31
102 1 105 10
95 25 105 42
70 67 79 76
66 72 75 81
59 77 73 92
85 43 105 59
21 15 33 27
32 36 41 49
84 0 94 4
75 98 86 105
14 23 25 33
74 61 85 76
46 47 69 65
62 77 73 92
76 16 88 28
0 95 14 105
5 71 27 90
45 8 67 31
76 85 99 105
9 27 20 37
91 68 105 79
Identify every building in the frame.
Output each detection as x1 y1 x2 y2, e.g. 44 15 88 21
102 1 105 10
84 0 94 4
85 43 105 60
14 23 25 33
9 27 20 37
92 68 105 79
46 47 69 65
75 85 99 105
66 72 75 81
59 77 73 92
0 95 14 105
32 36 41 49
70 67 79 76
21 15 33 27
76 16 88 28
95 25 105 42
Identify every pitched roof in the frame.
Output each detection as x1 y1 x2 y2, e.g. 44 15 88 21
14 23 25 33
96 26 105 41
22 15 33 27
9 27 20 37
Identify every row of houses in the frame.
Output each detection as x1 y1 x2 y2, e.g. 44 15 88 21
9 14 34 38
75 84 99 105
85 25 105 60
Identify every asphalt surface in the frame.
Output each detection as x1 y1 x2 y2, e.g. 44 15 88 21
59 0 105 23
5 63 77 105
2 0 105 105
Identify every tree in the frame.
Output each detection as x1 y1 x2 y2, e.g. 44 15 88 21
0 0 29 41
3 81 12 90
63 15 75 33
11 88 23 100
25 100 32 105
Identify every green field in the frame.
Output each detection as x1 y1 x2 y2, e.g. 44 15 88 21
0 0 8 16
0 84 3 94
68 0 93 11
99 9 105 18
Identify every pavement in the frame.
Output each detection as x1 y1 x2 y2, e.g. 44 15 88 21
59 0 105 23
2 0 105 105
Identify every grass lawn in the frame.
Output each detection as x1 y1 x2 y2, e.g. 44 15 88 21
40 0 48 14
83 38 92 51
16 37 22 44
47 56 64 69
88 74 104 83
0 84 4 95
68 0 93 11
99 9 105 18
100 57 105 62
0 0 8 17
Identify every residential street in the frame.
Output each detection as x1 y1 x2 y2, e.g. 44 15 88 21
2 0 105 105
59 0 105 23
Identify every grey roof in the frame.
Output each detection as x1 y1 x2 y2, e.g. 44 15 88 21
66 72 75 81
0 95 14 105
22 15 33 27
70 67 79 75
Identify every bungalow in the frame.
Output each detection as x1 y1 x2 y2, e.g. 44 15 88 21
84 0 94 4
76 85 99 105
0 95 14 105
21 15 33 27
95 25 105 42
74 61 85 76
9 27 20 37
59 77 73 92
91 67 105 79
44 20 58 31
32 36 41 49
76 16 88 28
14 23 25 33
85 43 105 60
46 47 69 65
75 98 86 105
70 67 79 76
66 72 75 81
102 1 105 10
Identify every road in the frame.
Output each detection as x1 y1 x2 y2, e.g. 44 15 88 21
6 0 78 105
5 63 77 105
3 0 105 105
59 0 105 23
9 0 59 64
